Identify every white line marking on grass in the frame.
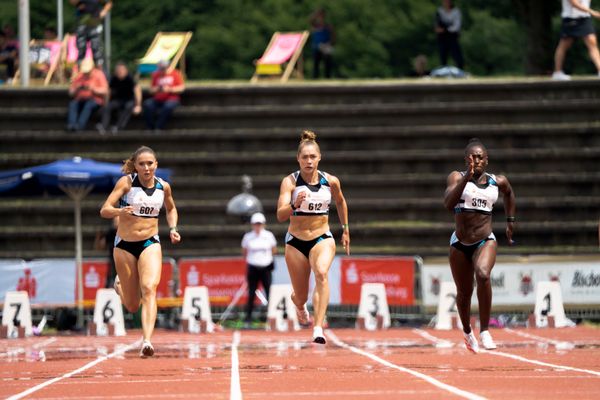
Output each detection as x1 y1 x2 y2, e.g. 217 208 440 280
326 330 487 400
6 338 141 400
230 330 242 400
504 328 575 350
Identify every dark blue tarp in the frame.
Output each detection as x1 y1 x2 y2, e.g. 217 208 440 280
0 157 171 196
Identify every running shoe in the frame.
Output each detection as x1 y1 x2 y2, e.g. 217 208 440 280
312 326 326 345
295 302 310 326
463 331 479 354
480 330 497 350
113 276 121 294
551 71 571 81
140 340 154 358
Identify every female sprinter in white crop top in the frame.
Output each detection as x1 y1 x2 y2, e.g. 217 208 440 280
101 146 180 358
443 138 516 353
277 130 350 344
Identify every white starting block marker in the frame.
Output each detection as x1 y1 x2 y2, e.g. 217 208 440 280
435 281 462 330
1 291 33 339
531 281 568 328
182 286 214 333
91 289 126 336
356 283 391 331
267 284 299 332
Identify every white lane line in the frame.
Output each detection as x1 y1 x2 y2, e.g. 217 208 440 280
488 351 600 377
230 330 242 400
419 330 600 377
6 338 142 400
412 329 455 348
504 328 575 350
0 337 57 358
326 330 487 400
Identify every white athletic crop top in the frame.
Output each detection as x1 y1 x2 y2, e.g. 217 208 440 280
119 174 165 218
291 170 331 216
454 172 498 216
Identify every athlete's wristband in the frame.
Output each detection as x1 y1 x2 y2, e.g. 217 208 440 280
169 226 178 233
341 224 349 231
291 203 297 211
506 217 516 223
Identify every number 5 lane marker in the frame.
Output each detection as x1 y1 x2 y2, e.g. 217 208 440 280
326 330 487 400
6 338 142 400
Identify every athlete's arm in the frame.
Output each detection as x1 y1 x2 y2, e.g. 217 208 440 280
163 182 181 244
330 174 350 255
497 174 516 245
444 155 474 211
100 176 132 219
276 176 296 222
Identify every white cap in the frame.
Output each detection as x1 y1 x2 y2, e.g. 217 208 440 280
250 212 266 224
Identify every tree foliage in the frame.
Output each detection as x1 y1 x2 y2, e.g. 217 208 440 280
0 0 596 79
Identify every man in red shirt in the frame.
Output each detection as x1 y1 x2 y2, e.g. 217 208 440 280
67 58 108 131
143 59 185 131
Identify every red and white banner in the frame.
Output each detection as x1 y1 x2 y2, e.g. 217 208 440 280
158 258 175 298
340 257 415 305
76 259 109 301
178 258 246 305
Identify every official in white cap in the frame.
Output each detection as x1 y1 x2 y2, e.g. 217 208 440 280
241 212 277 326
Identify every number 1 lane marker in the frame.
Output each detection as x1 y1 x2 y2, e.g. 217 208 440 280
230 330 242 400
326 330 487 400
6 338 142 400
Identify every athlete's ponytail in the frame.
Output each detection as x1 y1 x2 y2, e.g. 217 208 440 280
297 130 320 154
122 146 156 174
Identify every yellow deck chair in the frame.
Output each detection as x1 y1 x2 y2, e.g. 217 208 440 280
251 31 309 83
138 32 193 76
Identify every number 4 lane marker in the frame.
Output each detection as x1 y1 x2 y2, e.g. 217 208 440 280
326 330 487 400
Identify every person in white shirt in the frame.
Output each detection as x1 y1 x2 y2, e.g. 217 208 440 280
241 212 277 325
553 0 600 80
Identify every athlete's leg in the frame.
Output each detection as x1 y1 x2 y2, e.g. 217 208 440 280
583 34 600 71
472 240 497 332
308 238 336 329
554 37 574 72
449 246 475 333
113 247 141 312
285 245 311 308
137 244 162 342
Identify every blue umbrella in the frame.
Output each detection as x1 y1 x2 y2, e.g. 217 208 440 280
0 156 171 326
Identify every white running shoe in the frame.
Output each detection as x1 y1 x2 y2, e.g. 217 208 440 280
312 326 326 344
551 71 571 81
463 331 480 354
295 303 310 326
140 340 154 358
480 330 497 350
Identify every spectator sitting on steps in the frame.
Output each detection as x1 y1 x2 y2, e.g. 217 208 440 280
96 61 142 134
67 58 108 131
143 59 185 132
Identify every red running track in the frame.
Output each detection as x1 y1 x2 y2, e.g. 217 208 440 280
1 325 599 399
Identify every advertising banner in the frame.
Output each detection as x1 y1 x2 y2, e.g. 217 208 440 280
421 261 600 307
0 259 76 306
178 258 247 305
340 257 415 305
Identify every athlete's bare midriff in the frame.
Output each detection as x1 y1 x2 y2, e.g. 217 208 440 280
288 215 330 241
117 214 159 242
454 213 493 244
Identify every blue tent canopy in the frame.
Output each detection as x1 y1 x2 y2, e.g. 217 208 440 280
0 157 171 196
